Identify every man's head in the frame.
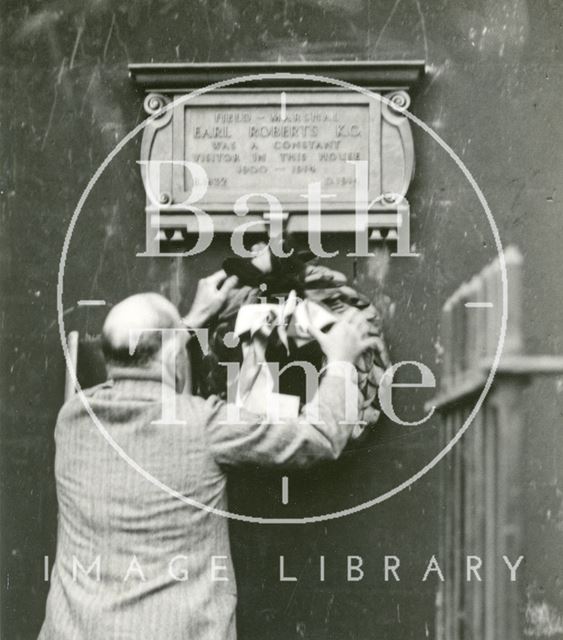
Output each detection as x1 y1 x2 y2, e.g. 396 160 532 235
101 293 189 390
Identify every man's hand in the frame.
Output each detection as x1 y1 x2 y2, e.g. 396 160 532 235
308 308 380 365
183 270 238 329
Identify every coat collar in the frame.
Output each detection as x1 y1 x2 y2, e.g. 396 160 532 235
106 365 177 395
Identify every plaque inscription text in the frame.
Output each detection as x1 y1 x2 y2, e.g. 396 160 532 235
170 92 382 211
184 105 369 203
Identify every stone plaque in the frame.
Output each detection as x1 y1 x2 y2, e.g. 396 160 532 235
170 93 383 212
132 62 424 231
184 103 370 204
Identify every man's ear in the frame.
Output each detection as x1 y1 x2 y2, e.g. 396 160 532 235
174 347 189 394
158 330 191 393
159 334 183 391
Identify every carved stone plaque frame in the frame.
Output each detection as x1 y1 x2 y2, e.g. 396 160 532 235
129 61 425 236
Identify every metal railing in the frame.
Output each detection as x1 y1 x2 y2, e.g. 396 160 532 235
431 247 563 640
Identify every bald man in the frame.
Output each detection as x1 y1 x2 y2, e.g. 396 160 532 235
39 271 377 640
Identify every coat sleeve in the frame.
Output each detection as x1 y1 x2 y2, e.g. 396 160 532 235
203 363 360 468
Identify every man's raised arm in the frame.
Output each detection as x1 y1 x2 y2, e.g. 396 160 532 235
204 309 379 468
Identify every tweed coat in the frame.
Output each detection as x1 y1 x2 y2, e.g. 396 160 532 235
39 364 355 640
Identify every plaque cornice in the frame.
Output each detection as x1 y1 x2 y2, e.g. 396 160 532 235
128 60 426 92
